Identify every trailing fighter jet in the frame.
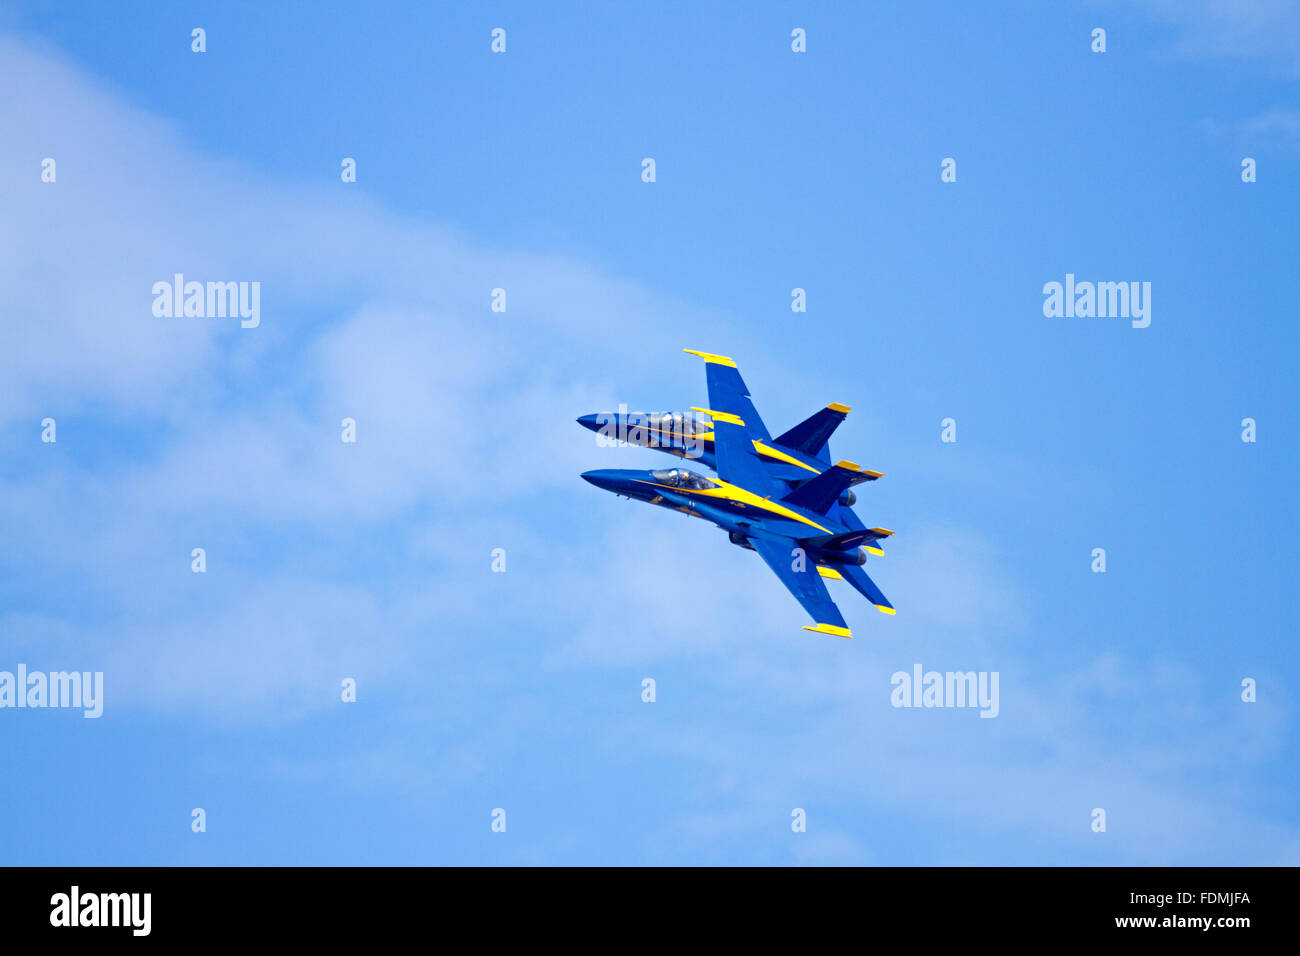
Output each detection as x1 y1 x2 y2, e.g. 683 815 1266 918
579 350 895 637
576 352 888 556
575 401 859 486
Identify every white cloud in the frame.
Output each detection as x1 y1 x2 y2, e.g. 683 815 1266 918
0 30 1293 864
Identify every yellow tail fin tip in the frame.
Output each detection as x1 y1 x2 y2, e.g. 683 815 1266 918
682 349 737 367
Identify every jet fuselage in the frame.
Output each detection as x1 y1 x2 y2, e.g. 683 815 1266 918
580 466 868 566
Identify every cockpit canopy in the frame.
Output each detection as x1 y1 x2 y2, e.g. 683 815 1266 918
658 411 712 436
651 468 714 490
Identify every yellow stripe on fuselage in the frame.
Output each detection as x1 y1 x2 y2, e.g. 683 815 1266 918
751 440 821 474
632 478 831 533
626 425 714 442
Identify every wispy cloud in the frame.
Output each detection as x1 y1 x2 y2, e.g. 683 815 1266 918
1116 0 1300 76
1 30 1293 865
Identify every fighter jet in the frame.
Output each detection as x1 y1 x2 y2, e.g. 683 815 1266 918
575 401 856 486
576 353 888 556
579 350 895 637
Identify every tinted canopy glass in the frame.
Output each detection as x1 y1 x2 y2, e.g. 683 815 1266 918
651 468 713 490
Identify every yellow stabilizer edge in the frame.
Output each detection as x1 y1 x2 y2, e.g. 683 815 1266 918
690 406 744 426
803 622 854 638
869 527 895 536
827 402 851 414
815 566 843 579
862 469 884 479
875 605 896 615
835 460 861 471
683 349 737 368
864 546 885 556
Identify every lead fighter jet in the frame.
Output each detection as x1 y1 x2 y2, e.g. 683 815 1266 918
579 350 895 638
576 360 885 557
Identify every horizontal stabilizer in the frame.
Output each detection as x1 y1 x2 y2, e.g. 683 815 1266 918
801 526 893 551
847 468 884 485
780 461 862 515
774 404 850 460
839 563 895 615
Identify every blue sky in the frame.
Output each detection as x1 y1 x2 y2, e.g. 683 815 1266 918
1 0 1297 865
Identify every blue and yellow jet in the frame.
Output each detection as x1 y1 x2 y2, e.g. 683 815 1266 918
578 350 895 638
576 353 887 557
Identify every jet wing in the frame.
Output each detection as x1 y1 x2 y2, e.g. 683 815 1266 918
748 535 853 638
695 409 789 499
684 350 785 498
683 350 770 440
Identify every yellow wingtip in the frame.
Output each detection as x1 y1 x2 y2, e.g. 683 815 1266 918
803 622 853 638
827 403 851 414
875 605 896 615
683 349 737 368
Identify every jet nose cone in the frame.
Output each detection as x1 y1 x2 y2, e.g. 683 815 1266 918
576 413 602 433
581 469 623 492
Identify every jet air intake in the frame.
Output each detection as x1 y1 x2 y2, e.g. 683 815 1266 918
728 531 755 551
